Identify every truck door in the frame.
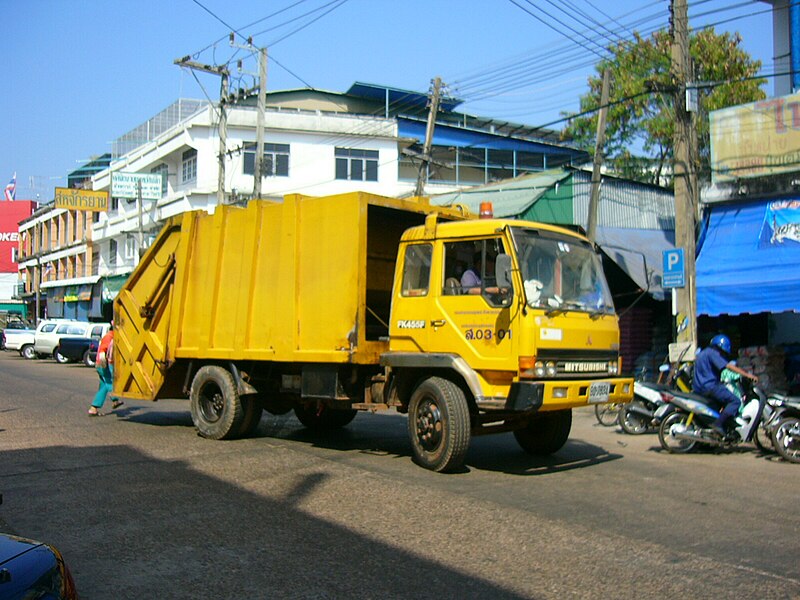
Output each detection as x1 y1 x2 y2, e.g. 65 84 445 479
430 237 516 370
389 243 433 352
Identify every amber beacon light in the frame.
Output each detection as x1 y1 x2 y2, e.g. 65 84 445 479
479 201 494 218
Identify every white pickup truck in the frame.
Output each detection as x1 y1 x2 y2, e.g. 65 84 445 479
32 320 110 362
2 323 36 357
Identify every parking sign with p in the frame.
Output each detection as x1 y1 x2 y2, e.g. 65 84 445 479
663 248 685 288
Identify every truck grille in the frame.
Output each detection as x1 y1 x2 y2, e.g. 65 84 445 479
538 349 619 379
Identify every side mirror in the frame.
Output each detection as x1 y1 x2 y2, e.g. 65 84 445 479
496 253 513 289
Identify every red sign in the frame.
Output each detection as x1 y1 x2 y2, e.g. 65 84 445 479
0 201 36 273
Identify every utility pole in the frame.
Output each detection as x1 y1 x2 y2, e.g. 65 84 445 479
414 77 443 197
174 56 230 205
671 0 698 351
254 47 267 200
587 68 612 243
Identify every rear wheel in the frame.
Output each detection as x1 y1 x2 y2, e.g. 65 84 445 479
294 403 357 431
237 396 264 438
658 411 698 453
514 409 572 455
20 344 36 360
618 401 650 435
408 377 471 472
594 402 621 426
190 366 245 440
773 417 800 464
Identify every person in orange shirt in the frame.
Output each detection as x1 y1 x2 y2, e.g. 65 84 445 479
88 324 123 416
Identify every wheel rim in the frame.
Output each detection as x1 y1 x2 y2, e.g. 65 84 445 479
415 397 443 452
620 402 648 433
198 382 225 423
663 413 695 451
775 419 800 461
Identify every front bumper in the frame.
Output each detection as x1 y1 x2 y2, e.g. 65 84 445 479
477 377 634 412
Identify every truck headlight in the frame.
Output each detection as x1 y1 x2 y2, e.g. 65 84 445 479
545 361 557 377
534 361 545 377
608 361 619 375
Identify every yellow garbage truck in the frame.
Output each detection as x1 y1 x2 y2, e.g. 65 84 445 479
114 191 632 472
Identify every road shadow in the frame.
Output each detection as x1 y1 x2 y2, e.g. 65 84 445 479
260 412 621 477
1 443 536 599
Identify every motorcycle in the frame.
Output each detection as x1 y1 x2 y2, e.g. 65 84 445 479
658 378 771 453
768 393 800 463
618 361 693 435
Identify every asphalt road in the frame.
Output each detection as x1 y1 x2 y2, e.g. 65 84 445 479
1 351 798 599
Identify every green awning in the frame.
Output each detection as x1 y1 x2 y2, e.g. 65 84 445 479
102 274 130 302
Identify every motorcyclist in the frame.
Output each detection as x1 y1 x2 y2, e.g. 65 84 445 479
693 334 758 437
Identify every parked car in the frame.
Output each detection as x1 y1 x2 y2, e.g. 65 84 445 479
3 321 39 358
0 532 78 599
56 336 100 367
32 320 110 362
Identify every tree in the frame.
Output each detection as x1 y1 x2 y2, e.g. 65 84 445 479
562 28 766 186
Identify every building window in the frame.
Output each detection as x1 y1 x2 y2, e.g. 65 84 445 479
150 163 169 196
125 236 136 260
243 143 289 177
182 149 197 183
109 239 118 267
335 148 378 181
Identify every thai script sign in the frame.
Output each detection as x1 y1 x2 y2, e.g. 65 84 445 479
54 187 108 212
111 172 162 200
710 91 800 182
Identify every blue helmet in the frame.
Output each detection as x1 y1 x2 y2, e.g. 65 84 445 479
710 334 731 354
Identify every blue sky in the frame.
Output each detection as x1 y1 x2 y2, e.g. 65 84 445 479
2 0 775 200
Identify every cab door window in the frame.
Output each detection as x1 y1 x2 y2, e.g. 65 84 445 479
442 238 510 307
401 244 432 297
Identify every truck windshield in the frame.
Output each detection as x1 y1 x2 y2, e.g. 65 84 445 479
510 227 614 316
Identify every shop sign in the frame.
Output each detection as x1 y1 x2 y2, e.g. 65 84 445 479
111 172 162 200
710 90 800 183
54 187 108 212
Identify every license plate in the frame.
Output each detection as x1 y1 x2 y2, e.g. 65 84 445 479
588 382 610 404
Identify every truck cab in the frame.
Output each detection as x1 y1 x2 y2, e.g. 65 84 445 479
383 212 633 470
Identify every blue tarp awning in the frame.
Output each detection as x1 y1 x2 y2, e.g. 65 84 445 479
697 198 800 316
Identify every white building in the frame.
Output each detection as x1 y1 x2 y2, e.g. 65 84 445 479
32 83 589 317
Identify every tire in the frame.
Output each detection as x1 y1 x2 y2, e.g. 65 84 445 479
83 349 96 368
54 348 70 364
190 365 245 440
407 377 471 472
236 395 264 438
514 409 572 455
618 401 651 435
753 422 775 453
658 411 698 454
594 402 621 426
293 403 358 431
20 344 36 360
773 417 800 464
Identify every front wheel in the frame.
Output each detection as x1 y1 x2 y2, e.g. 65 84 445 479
54 348 70 364
594 402 621 426
83 349 96 368
408 377 471 472
618 400 651 435
753 421 775 453
773 417 800 464
514 409 572 455
658 411 698 453
190 365 245 440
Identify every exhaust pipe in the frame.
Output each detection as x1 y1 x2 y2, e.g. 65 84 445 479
670 423 723 446
628 404 654 418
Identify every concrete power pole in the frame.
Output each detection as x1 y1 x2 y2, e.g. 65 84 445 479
587 68 612 243
414 77 443 197
254 47 267 200
174 56 230 205
671 0 698 351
